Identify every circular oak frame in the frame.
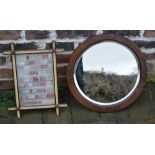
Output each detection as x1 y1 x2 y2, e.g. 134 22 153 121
67 34 147 112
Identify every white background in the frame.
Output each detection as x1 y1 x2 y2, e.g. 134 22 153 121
0 0 155 155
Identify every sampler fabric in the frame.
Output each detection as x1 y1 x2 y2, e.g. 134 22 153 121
16 53 55 107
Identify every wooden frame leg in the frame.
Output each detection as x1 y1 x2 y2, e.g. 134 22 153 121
52 41 60 116
17 110 21 118
11 43 21 119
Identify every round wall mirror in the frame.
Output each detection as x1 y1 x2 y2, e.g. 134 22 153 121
67 34 147 112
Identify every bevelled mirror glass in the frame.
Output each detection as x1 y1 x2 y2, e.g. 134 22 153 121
67 35 147 112
74 41 140 105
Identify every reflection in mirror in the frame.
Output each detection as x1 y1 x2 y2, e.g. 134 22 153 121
74 41 140 105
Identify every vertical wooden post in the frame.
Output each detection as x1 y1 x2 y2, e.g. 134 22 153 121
52 41 59 115
11 43 21 118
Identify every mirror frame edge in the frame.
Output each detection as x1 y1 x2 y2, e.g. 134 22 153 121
67 34 147 112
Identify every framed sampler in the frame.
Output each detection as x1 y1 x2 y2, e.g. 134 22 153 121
3 42 67 118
